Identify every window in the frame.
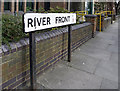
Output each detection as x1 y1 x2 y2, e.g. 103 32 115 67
4 2 10 10
44 2 50 11
27 2 34 11
36 2 39 11
19 2 23 11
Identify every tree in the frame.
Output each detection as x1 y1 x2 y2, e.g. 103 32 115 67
94 2 107 12
114 1 120 15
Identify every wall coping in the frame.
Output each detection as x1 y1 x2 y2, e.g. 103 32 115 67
104 17 111 20
85 15 97 18
1 22 92 57
97 14 105 17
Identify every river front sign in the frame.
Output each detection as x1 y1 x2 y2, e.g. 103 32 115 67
23 13 76 89
23 13 76 33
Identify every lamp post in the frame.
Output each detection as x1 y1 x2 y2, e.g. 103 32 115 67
115 0 119 15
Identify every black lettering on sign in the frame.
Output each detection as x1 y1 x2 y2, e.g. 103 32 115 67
28 17 51 29
43 17 46 25
55 16 70 24
34 17 36 29
37 18 42 26
47 17 51 25
28 18 33 28
62 17 66 23
56 17 58 24
59 17 62 23
67 16 70 22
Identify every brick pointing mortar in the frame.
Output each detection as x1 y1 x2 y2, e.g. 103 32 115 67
1 23 93 90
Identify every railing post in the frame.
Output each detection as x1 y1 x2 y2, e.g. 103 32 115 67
68 25 72 62
29 32 36 89
100 14 101 32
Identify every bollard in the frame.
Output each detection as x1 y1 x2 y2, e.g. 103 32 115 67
112 14 116 21
108 14 113 24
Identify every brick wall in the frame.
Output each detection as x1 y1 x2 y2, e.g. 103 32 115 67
38 2 44 9
1 23 93 90
50 2 67 9
1 1 67 13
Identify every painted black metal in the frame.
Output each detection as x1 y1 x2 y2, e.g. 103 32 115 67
29 32 36 89
22 14 25 33
68 25 71 62
23 13 76 89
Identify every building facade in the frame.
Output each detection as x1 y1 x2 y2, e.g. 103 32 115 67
0 0 67 13
0 0 86 14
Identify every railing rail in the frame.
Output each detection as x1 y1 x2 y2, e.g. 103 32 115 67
102 11 113 17
94 11 113 32
75 11 88 21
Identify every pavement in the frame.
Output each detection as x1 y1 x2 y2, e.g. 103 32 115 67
36 20 118 89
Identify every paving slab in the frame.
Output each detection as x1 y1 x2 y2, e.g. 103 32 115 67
96 38 116 45
84 37 116 49
78 45 111 61
96 32 114 40
94 59 118 82
106 45 118 53
37 63 102 89
109 52 118 64
84 40 108 50
100 78 118 89
64 53 100 74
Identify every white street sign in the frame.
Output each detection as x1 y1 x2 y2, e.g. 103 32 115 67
23 13 76 33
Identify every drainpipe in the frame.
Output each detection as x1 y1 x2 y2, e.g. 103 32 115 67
11 0 15 13
1 0 4 12
92 0 94 14
68 0 70 12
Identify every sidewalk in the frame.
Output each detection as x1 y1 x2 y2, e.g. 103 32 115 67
37 20 118 89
